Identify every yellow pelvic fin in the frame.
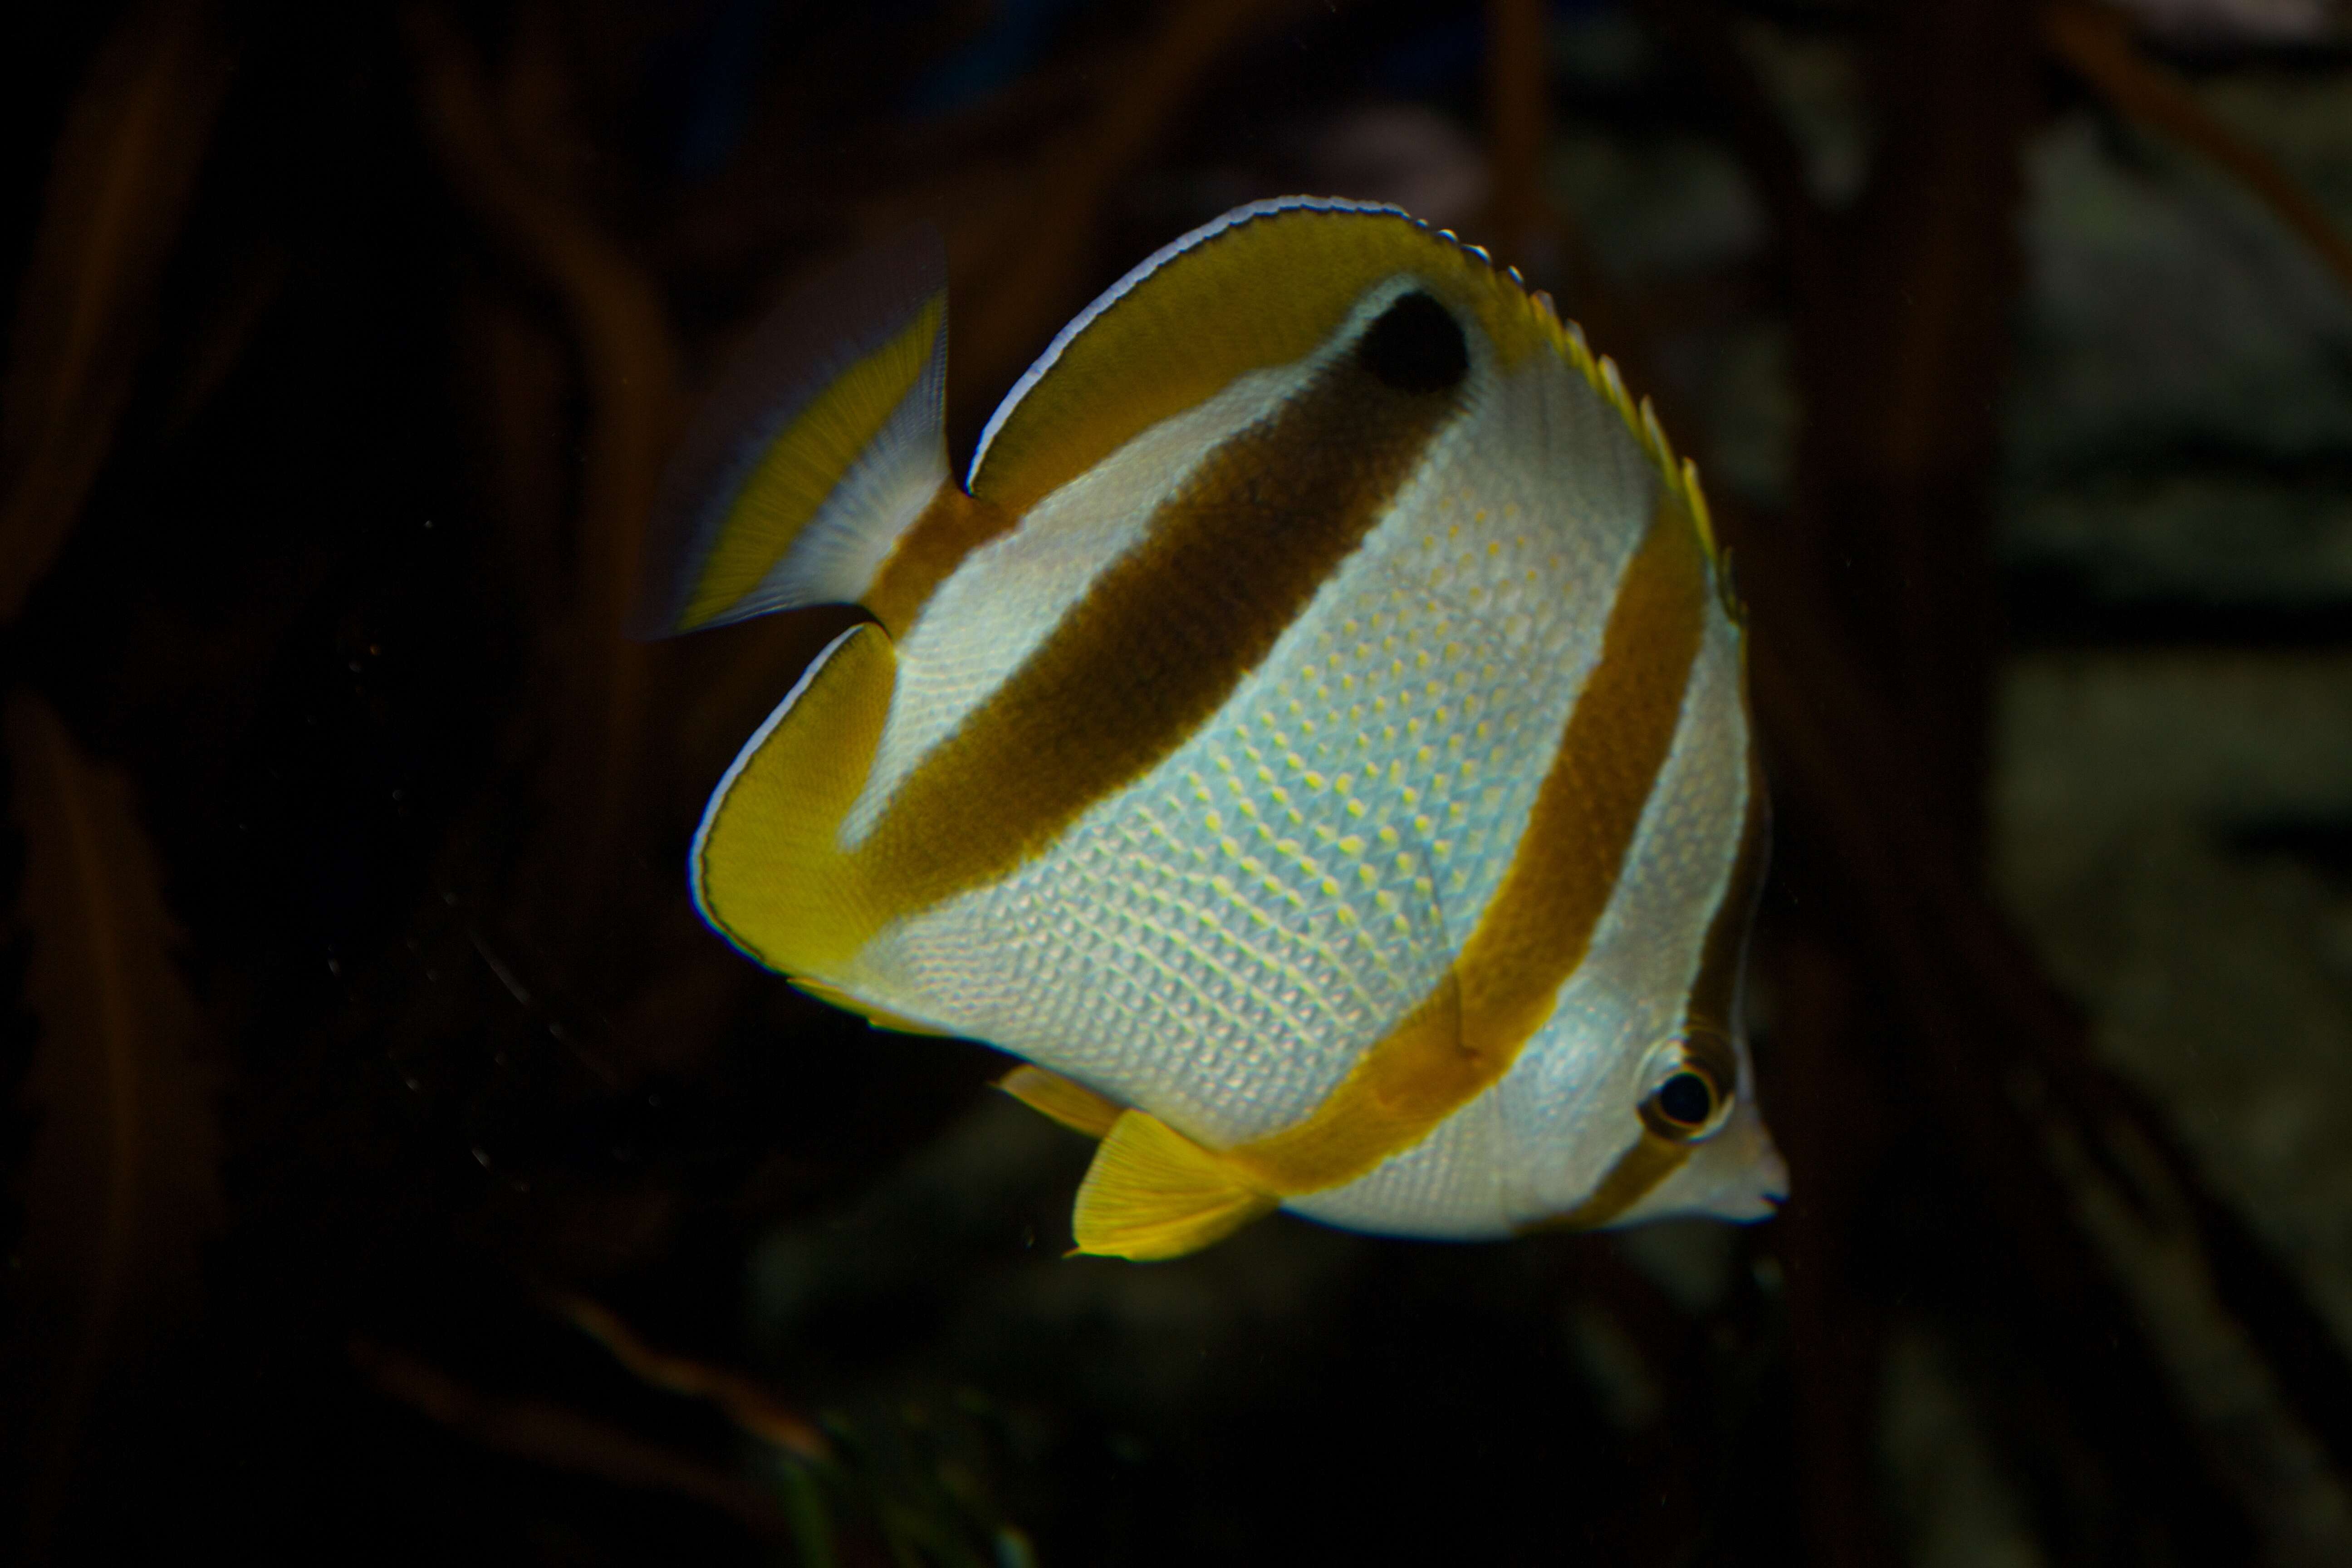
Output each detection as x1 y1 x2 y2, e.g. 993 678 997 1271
997 1065 1122 1139
1070 1111 1279 1262
787 977 955 1038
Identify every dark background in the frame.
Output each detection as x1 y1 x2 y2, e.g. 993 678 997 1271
5 1 2352 1563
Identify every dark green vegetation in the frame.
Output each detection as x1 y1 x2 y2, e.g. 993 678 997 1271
5 1 2352 1563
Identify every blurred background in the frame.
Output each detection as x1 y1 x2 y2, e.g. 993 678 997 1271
4 0 2352 1562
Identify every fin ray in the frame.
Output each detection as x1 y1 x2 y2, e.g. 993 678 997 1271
999 1065 1122 1138
1071 1112 1278 1260
637 230 950 636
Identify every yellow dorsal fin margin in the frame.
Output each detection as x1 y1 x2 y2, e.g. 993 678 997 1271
998 1065 1123 1139
1070 1111 1279 1261
965 197 1726 607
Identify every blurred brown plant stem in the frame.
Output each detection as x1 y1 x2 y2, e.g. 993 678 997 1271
0 4 234 1553
1484 0 1551 274
353 1336 798 1542
409 5 678 878
0 0 231 619
1632 0 2352 1561
2044 0 2352 299
949 0 1277 414
1762 2 2040 1555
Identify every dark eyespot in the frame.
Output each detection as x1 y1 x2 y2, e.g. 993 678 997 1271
1653 1070 1717 1130
1357 291 1468 395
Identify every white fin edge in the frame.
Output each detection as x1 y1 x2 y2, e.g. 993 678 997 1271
636 230 949 636
748 340 946 617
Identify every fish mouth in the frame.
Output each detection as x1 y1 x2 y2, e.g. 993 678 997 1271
1747 1126 1791 1215
1703 1136 1788 1224
1717 1183 1786 1225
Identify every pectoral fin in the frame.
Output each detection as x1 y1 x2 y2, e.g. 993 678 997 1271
1070 1111 1279 1261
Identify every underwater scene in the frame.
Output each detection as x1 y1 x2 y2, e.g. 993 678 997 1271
5 1 2352 1563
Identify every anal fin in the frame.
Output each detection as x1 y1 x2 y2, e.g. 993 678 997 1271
1070 1111 1279 1261
999 1065 1122 1139
690 622 895 977
788 977 956 1038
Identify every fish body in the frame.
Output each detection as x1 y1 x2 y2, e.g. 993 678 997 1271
641 198 1786 1259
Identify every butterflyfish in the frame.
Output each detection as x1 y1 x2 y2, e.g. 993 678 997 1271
639 197 1787 1260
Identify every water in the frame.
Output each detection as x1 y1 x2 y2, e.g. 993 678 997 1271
4 2 2350 1563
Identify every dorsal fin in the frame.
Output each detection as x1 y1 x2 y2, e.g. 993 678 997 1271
963 196 1722 584
965 196 1552 520
634 230 950 636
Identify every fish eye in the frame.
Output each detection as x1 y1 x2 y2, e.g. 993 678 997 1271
1637 1030 1736 1143
1653 1071 1716 1129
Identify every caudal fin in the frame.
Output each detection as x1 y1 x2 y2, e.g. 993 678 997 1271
633 229 950 636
